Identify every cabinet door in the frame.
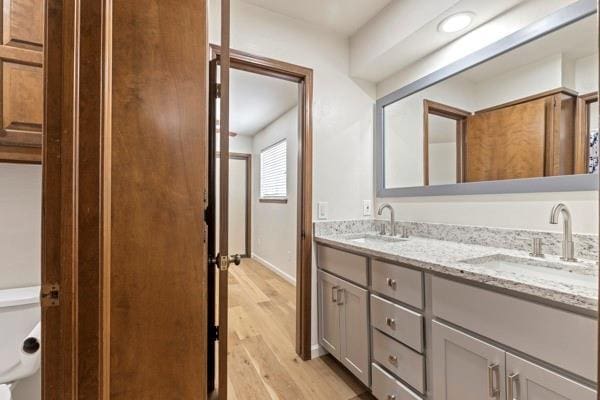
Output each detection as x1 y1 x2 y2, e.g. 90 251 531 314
339 278 369 385
432 321 506 400
317 270 342 358
0 0 44 163
506 353 596 400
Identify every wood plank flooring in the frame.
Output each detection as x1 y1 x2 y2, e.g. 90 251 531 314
225 258 374 400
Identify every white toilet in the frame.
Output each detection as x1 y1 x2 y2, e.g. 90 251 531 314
0 286 41 400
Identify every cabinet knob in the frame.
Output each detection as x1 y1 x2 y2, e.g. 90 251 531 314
386 278 397 289
387 395 396 400
388 354 398 364
386 317 396 328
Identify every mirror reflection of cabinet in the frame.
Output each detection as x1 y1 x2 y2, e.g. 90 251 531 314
463 88 577 183
0 0 44 164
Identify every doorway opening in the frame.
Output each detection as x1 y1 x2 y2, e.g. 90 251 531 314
208 46 314 397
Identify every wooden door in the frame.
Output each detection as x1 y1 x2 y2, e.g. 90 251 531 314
432 321 506 400
506 353 595 400
0 0 44 163
317 270 342 358
338 278 369 386
465 98 547 182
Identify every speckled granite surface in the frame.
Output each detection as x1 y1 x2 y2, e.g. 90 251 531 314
314 220 598 260
314 229 598 313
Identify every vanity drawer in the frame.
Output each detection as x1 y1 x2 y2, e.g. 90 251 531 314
372 363 422 400
371 294 423 353
372 329 425 393
432 276 597 382
317 244 367 286
371 260 423 309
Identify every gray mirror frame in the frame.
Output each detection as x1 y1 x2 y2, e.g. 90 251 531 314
375 0 599 197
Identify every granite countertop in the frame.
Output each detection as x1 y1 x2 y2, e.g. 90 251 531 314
315 232 599 314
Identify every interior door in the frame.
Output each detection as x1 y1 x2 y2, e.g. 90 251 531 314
432 321 506 400
506 353 596 400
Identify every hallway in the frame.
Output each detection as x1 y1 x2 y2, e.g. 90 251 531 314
226 258 374 400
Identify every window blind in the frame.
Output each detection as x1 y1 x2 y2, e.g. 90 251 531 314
260 140 287 198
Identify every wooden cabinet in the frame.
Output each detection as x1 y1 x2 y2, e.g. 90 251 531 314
464 88 577 182
0 0 44 163
506 353 596 400
432 321 506 400
317 269 369 385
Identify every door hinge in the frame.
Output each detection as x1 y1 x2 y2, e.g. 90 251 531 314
41 283 60 307
216 83 222 98
210 325 219 340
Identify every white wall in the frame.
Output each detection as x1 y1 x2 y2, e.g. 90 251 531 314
252 108 298 283
0 164 41 289
0 164 41 400
210 0 375 221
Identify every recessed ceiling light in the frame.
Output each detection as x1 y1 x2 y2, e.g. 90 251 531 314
438 12 474 33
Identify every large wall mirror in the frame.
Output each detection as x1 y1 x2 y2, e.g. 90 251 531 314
376 0 599 197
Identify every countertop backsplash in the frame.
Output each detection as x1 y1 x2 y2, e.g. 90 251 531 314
314 219 599 261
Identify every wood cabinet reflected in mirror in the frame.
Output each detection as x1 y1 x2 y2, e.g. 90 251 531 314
423 88 593 185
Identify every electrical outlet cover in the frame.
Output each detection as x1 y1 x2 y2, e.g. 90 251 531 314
363 200 372 216
317 202 328 219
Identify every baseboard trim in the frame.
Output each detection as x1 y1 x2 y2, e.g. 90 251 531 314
251 253 296 285
311 344 327 359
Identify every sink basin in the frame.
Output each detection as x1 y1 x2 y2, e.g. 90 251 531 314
460 254 596 288
348 233 409 244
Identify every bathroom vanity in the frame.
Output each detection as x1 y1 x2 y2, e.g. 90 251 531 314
315 224 598 400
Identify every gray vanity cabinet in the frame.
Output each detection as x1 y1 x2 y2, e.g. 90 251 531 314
317 270 343 358
339 278 370 385
317 269 369 386
432 321 506 400
506 354 596 400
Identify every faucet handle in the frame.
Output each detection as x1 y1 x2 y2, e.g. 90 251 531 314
380 223 386 236
529 238 544 258
399 226 409 239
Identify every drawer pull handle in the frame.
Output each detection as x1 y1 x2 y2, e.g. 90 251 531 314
388 355 398 364
508 373 520 400
488 363 500 399
387 395 396 400
386 278 397 288
385 317 396 328
337 288 345 305
331 286 339 303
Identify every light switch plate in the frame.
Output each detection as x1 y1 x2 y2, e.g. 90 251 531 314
317 202 328 220
363 200 372 216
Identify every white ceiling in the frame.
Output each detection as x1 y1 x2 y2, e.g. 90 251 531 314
461 14 597 83
241 0 391 35
230 69 298 136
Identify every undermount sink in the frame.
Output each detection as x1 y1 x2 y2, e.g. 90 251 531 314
460 254 596 288
348 233 409 244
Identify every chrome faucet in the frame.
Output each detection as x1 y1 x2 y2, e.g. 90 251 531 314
377 203 396 236
549 203 576 262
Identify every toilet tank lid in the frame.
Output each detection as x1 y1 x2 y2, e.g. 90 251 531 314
0 286 40 308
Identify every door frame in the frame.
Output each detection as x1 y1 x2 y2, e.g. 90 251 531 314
216 152 252 257
211 45 314 360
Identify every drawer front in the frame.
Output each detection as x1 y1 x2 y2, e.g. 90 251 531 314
372 363 422 400
371 260 423 309
372 329 425 393
317 244 367 286
432 277 597 382
371 294 423 353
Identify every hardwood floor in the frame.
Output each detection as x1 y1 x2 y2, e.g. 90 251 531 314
225 258 374 400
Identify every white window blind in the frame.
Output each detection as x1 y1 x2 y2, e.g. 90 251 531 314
260 140 287 198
